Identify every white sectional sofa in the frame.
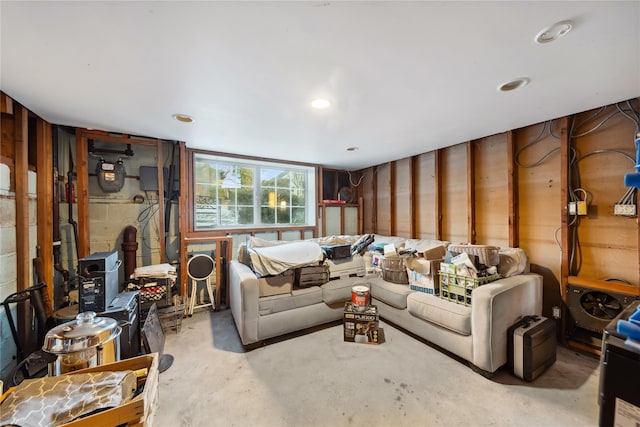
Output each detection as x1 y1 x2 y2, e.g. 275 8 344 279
229 235 542 374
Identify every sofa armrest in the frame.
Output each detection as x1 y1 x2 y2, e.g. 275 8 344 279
470 273 543 373
229 260 261 345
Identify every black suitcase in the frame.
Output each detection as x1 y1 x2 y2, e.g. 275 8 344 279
322 244 352 260
508 315 556 381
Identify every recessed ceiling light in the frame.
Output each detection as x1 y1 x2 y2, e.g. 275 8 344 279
535 20 573 44
172 113 195 123
311 98 331 109
497 78 530 92
346 146 359 152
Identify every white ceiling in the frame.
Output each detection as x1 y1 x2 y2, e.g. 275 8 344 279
2 1 639 170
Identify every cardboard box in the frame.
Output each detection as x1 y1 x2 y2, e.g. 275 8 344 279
343 303 384 344
406 257 442 294
440 262 457 274
421 245 447 260
371 253 385 268
258 270 294 297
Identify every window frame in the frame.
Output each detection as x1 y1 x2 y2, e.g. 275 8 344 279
189 150 318 232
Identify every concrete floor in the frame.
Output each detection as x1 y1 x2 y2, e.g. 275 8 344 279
155 309 601 427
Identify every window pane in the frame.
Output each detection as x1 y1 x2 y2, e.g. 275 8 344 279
277 189 290 207
220 206 237 225
238 187 253 204
218 188 235 204
277 171 291 188
292 208 306 224
276 206 291 224
239 167 253 186
261 207 276 224
238 207 253 224
261 169 279 186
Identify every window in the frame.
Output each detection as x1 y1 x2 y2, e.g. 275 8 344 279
193 153 316 230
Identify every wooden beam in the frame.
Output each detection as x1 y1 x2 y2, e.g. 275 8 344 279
316 167 322 237
1 92 13 115
79 129 158 146
75 128 90 258
467 141 476 243
409 156 417 238
372 167 378 233
179 142 189 298
560 116 571 299
507 130 519 247
358 196 364 235
14 104 29 351
389 161 396 236
36 119 54 309
156 139 166 263
321 204 327 237
559 116 571 345
568 275 640 296
435 149 443 240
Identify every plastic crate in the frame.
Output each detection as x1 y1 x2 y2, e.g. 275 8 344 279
439 271 501 306
409 284 439 295
157 296 186 333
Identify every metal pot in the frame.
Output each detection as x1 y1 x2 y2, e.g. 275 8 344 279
43 311 121 376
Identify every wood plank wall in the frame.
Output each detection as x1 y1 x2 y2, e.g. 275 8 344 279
441 143 468 244
474 134 509 248
358 98 640 316
415 152 436 239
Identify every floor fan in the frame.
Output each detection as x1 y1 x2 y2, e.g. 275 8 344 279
187 254 216 316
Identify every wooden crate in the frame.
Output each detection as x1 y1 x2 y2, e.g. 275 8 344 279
0 354 159 426
61 353 159 427
295 264 330 288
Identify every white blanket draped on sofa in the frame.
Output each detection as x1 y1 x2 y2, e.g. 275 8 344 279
248 240 324 277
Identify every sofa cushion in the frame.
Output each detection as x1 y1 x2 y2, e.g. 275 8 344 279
407 292 471 336
370 277 412 309
259 286 323 315
321 277 371 304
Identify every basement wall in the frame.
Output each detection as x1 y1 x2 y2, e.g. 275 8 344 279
57 131 180 289
0 166 37 382
359 97 640 318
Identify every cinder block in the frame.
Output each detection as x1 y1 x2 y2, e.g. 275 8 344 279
27 170 37 196
0 198 16 227
0 278 17 305
28 199 38 225
88 203 109 221
0 163 10 193
0 228 16 255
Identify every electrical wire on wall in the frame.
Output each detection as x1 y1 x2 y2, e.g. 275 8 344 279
514 120 561 168
515 98 640 290
347 170 364 187
566 99 640 276
137 190 161 256
163 142 180 264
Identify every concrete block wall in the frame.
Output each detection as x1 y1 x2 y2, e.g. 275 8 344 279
58 134 180 292
0 162 17 384
0 165 37 385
